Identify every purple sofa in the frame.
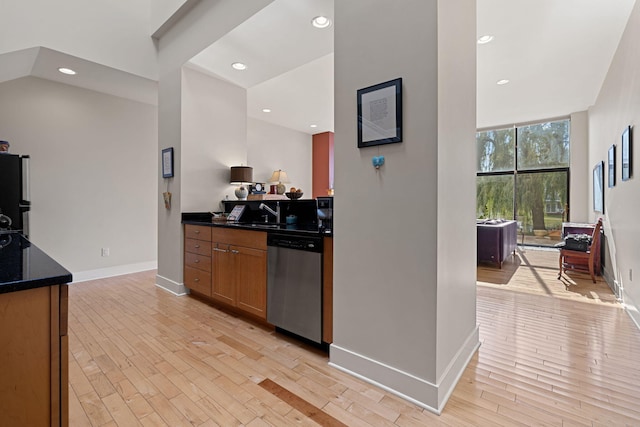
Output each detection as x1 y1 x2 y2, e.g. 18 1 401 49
477 219 518 268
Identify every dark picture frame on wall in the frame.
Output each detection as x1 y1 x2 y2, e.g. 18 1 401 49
357 78 403 148
608 144 616 188
162 147 174 178
622 125 632 181
593 161 604 213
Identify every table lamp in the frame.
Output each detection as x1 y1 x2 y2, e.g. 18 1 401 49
230 166 253 200
268 169 289 195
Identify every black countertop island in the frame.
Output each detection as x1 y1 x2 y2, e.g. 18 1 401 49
0 231 73 294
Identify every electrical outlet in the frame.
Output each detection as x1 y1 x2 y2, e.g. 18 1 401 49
101 247 110 257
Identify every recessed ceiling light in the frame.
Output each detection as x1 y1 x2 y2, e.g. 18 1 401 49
311 16 332 29
310 124 318 128
477 35 494 44
496 79 510 85
58 67 76 75
262 108 271 113
231 62 247 71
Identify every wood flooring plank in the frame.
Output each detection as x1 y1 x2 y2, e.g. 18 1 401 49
65 258 640 427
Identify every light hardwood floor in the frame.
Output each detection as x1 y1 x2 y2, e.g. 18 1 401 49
68 249 640 426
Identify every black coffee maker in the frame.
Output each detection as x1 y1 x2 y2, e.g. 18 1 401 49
317 197 333 232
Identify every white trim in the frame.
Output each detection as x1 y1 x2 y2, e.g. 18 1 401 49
623 289 640 331
71 261 157 283
329 326 480 414
155 274 188 296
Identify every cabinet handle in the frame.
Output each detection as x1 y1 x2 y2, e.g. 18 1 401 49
195 244 200 248
213 247 228 253
194 259 199 263
194 278 200 282
231 249 240 254
194 230 200 234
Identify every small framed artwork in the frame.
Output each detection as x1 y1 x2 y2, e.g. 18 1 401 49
357 78 403 148
608 144 616 188
593 161 604 213
162 147 174 178
622 125 632 181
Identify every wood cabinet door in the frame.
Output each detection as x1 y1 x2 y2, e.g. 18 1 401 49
212 243 235 306
234 246 267 319
184 267 212 296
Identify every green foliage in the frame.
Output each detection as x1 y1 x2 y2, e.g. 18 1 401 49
476 120 570 234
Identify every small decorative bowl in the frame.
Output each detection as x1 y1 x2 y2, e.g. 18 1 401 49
285 192 303 200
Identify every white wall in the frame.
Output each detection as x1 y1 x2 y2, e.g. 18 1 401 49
589 0 640 327
0 0 158 80
248 118 312 194
570 111 590 223
181 66 247 212
331 0 477 413
155 1 274 293
0 76 157 279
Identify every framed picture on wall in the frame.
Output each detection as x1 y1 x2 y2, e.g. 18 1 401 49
162 147 174 178
608 144 616 188
622 125 632 181
357 78 403 148
593 161 604 213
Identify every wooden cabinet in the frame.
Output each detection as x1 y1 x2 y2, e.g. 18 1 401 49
0 284 68 427
212 228 267 320
184 225 212 296
235 246 267 318
185 225 267 320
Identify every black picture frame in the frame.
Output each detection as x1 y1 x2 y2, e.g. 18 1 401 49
593 161 604 213
622 125 632 181
608 144 616 188
162 147 174 178
357 78 402 148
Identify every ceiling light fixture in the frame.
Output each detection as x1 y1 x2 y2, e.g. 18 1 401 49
231 62 247 71
496 79 510 85
310 124 318 128
58 67 76 75
477 35 494 44
262 108 271 113
311 16 332 29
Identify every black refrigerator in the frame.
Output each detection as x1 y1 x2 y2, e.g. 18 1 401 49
0 154 30 236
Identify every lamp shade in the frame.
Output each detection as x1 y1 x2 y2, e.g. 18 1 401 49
229 166 253 184
268 169 290 183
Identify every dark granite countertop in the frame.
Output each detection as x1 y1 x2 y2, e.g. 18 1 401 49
182 213 332 237
0 232 73 294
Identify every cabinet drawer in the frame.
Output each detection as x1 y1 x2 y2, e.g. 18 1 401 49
213 228 267 250
185 225 212 241
185 238 212 256
185 266 211 295
185 252 211 272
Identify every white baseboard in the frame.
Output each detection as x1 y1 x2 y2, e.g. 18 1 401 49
329 326 480 414
155 274 188 296
71 261 157 283
623 289 640 331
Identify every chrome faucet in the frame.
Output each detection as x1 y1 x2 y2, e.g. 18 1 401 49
259 202 280 223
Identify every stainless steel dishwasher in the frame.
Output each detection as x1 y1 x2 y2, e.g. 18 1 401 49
267 233 323 343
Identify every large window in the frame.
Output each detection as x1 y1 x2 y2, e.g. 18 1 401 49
477 119 570 246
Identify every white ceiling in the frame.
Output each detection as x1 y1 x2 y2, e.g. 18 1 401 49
2 1 635 134
189 0 636 133
188 0 334 135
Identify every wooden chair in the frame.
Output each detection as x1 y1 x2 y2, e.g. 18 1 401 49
557 219 602 283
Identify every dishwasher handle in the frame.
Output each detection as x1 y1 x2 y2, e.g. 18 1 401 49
267 234 322 253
